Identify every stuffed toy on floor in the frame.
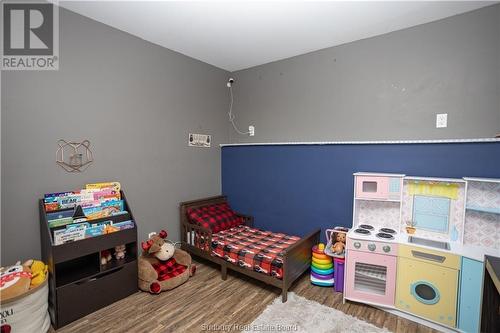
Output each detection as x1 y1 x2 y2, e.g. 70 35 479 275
0 260 50 333
138 230 195 294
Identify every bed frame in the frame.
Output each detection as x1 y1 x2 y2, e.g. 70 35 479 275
180 195 320 302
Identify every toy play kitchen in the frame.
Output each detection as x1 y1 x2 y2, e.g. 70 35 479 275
344 173 500 333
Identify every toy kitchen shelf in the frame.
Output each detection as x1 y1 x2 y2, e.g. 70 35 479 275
466 206 500 214
39 190 138 329
464 177 500 215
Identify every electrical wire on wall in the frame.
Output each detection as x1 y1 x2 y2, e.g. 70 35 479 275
227 78 253 136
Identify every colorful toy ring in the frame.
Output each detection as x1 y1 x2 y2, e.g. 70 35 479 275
312 246 325 255
311 262 333 270
312 252 329 260
312 257 332 265
311 266 334 275
311 272 334 280
310 276 334 286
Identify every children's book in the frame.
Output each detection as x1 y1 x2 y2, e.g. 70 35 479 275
114 220 135 230
83 200 124 220
44 191 74 203
47 209 74 221
85 182 121 192
57 192 94 210
71 222 91 229
53 225 86 245
48 217 74 228
85 220 115 237
44 202 60 212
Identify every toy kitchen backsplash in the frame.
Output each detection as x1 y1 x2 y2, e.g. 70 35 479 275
399 179 499 250
356 200 401 231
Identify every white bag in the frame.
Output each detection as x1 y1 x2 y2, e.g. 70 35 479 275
0 280 50 333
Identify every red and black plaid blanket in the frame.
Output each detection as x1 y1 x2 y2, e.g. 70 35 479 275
211 225 300 279
187 202 243 233
152 258 187 281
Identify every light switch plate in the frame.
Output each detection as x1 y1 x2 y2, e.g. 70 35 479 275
188 133 211 147
436 113 448 128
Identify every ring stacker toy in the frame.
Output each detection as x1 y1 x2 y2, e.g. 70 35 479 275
310 243 334 287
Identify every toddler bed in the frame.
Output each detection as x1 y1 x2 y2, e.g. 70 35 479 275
180 196 320 302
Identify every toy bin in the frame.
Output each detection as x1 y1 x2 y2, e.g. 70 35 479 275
0 279 50 333
324 227 348 259
334 258 345 292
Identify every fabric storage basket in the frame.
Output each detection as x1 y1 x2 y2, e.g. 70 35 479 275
0 279 50 333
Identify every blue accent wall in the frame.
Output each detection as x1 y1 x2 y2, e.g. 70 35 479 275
221 142 500 239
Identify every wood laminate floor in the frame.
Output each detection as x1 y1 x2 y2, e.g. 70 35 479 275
53 259 439 333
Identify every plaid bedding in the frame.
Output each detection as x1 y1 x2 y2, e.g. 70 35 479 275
211 225 300 279
152 258 187 281
187 203 243 233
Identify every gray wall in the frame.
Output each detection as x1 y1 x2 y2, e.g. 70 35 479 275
230 4 500 143
1 9 230 264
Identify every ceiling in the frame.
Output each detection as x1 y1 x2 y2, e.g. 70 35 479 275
59 1 497 72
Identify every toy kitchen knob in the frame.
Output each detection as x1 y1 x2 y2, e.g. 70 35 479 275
354 242 361 249
368 243 376 251
383 245 391 253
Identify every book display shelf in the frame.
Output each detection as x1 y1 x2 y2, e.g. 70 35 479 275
39 190 138 329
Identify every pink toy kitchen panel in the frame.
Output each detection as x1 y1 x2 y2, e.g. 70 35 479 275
356 176 389 199
345 250 397 307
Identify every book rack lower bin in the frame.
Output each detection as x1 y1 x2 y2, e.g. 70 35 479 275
39 190 139 329
55 261 138 328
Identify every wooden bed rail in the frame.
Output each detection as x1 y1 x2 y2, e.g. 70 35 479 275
282 228 321 302
181 221 212 251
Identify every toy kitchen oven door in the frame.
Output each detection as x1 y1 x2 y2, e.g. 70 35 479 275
344 237 398 307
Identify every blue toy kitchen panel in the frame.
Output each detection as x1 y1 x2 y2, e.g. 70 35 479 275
458 257 484 333
412 196 451 233
389 177 401 194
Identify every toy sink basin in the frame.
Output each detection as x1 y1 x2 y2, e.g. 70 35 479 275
408 236 450 250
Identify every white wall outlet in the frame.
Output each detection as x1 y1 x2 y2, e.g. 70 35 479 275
248 125 255 136
436 113 448 128
148 232 157 239
188 133 211 147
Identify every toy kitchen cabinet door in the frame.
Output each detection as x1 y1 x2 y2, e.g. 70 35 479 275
458 258 483 333
396 256 459 327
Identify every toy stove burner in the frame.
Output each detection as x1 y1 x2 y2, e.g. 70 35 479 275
376 232 395 240
358 224 374 230
354 228 371 235
379 228 396 234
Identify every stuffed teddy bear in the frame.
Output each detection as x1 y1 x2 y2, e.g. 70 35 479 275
138 230 195 294
114 245 126 260
332 232 346 255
